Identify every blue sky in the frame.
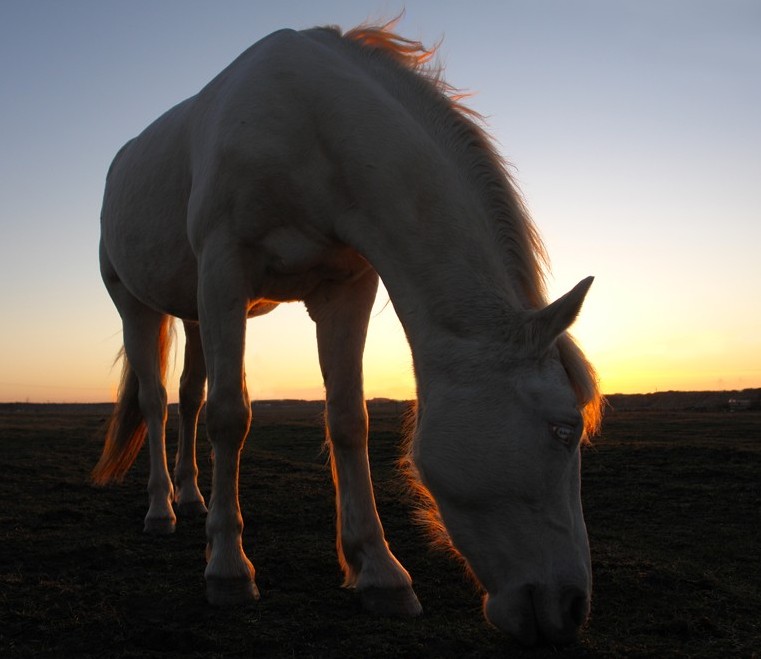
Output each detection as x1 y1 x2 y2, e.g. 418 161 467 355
1 1 759 401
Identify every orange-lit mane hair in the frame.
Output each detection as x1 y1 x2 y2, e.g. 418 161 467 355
342 22 472 110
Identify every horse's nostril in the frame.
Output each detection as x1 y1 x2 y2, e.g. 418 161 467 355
485 585 589 646
564 588 590 627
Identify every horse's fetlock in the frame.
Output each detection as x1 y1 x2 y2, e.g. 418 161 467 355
174 463 199 486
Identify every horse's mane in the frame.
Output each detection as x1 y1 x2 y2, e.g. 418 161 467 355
327 20 602 437
336 21 548 305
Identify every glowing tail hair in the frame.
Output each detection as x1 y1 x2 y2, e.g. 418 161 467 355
92 320 172 484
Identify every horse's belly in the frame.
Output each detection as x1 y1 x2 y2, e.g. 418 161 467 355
112 245 200 320
103 206 200 320
254 230 371 301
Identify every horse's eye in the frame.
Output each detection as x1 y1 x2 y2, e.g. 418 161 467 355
550 423 576 446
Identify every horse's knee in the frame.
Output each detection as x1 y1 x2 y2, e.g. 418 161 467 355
179 384 204 421
206 389 251 445
326 401 368 448
138 381 167 422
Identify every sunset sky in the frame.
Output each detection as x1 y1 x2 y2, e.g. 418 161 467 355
1 1 759 403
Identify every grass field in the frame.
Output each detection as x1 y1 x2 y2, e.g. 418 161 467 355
0 403 759 657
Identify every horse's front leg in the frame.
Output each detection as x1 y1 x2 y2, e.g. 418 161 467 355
197 250 258 606
306 269 422 617
174 320 208 518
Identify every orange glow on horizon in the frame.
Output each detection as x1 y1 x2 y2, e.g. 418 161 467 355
1 291 759 405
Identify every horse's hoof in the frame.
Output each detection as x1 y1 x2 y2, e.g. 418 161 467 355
143 517 176 534
177 500 208 518
359 585 423 617
206 577 260 607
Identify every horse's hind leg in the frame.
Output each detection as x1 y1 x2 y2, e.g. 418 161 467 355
112 290 176 534
174 320 208 518
306 269 422 618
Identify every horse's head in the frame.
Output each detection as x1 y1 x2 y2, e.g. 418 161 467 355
410 277 599 645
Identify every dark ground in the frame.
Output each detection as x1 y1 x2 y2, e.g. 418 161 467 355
0 402 759 657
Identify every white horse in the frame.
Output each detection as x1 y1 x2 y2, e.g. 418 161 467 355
93 23 602 646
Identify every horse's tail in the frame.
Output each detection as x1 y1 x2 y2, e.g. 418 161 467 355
92 320 172 485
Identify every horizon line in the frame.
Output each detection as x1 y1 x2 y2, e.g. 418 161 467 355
2 387 761 407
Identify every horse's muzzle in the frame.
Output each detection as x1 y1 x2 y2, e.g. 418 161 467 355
484 583 590 646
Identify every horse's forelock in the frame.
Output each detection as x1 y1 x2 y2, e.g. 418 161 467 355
557 334 604 440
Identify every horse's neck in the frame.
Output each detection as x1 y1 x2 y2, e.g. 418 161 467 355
310 84 526 382
335 179 518 383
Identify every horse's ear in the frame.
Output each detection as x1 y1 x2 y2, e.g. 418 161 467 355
529 276 593 352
